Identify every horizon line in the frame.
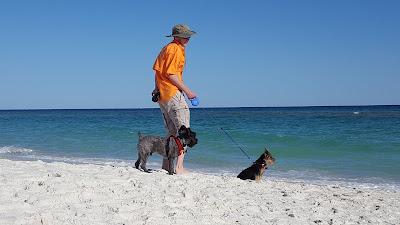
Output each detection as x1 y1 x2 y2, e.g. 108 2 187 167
0 104 399 111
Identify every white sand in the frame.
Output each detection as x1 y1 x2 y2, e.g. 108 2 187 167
1 159 399 225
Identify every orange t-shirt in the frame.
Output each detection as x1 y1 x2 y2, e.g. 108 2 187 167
153 40 186 102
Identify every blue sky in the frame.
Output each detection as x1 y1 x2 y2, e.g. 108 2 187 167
1 0 399 109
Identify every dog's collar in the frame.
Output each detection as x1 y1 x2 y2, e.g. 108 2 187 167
253 161 265 168
170 135 185 156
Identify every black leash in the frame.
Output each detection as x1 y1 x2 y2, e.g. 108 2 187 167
198 107 252 161
219 127 251 160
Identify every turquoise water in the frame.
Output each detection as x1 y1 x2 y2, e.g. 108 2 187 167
1 106 399 188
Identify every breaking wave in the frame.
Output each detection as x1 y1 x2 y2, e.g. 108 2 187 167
0 146 34 154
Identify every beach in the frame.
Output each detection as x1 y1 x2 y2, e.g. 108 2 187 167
1 159 399 225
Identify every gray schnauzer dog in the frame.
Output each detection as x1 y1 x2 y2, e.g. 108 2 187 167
135 125 198 175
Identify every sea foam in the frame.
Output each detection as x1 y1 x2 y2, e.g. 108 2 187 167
0 146 34 154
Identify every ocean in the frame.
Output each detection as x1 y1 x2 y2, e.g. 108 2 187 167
1 106 399 189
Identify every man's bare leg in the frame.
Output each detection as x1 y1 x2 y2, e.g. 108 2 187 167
175 153 188 174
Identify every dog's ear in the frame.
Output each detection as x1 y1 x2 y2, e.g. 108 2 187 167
264 148 276 162
188 128 196 137
178 125 188 137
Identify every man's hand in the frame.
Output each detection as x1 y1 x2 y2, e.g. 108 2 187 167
185 90 197 99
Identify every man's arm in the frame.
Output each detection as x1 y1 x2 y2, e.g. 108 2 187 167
168 74 197 99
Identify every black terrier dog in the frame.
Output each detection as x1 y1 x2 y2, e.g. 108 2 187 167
237 148 275 181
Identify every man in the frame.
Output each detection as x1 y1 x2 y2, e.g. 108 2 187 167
152 24 197 174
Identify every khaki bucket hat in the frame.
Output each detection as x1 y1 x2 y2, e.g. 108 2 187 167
166 24 196 38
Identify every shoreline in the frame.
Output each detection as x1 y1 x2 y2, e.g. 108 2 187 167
2 152 400 191
1 158 399 224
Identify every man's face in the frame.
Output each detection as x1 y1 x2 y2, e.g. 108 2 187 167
175 37 190 46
